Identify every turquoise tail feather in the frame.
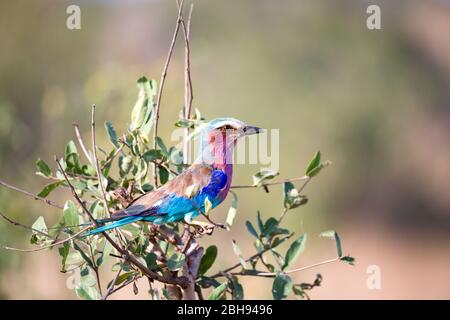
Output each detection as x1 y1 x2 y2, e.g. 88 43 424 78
82 215 143 237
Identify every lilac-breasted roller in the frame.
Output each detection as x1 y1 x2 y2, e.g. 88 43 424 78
84 118 261 236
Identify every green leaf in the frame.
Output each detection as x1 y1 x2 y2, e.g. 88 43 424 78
36 158 52 177
65 140 78 157
119 156 133 177
167 252 186 271
104 121 120 148
252 170 279 186
76 285 99 300
65 140 81 172
162 288 173 300
245 221 259 239
96 240 113 266
208 282 228 300
225 192 238 228
282 234 307 270
305 151 331 177
204 197 212 215
283 182 308 209
76 267 101 300
63 200 80 232
231 240 248 269
320 230 342 257
156 137 169 157
145 252 158 270
58 242 70 272
30 216 48 245
158 167 169 185
256 211 264 233
142 149 165 162
340 255 356 266
37 181 63 198
305 151 321 177
272 273 293 300
230 276 244 300
114 272 134 286
65 252 83 265
130 78 149 131
262 217 278 237
198 245 217 275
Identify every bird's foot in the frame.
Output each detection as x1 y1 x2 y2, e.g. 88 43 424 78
188 221 216 237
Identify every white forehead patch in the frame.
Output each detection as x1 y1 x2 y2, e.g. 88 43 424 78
212 119 244 129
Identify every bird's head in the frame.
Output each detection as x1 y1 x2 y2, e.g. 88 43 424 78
192 117 262 165
204 117 262 142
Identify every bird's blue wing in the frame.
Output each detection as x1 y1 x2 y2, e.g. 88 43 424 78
85 165 228 235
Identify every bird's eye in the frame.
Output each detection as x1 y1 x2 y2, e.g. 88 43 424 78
220 125 234 131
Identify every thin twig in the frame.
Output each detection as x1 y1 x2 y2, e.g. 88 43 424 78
108 275 142 297
91 105 110 217
230 175 309 189
0 179 63 209
278 208 289 224
230 257 340 278
177 0 194 164
1 226 90 252
73 123 93 163
210 233 294 278
102 266 123 300
88 242 103 296
152 0 185 187
0 210 52 238
101 143 124 170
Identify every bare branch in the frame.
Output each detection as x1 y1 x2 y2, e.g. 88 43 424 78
152 0 185 186
231 175 309 189
177 0 194 164
108 275 142 297
230 257 340 278
102 265 123 300
210 233 294 278
182 242 203 300
1 226 90 252
0 179 63 209
73 123 92 163
0 210 52 238
91 105 110 217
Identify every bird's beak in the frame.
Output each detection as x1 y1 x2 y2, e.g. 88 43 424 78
242 125 263 136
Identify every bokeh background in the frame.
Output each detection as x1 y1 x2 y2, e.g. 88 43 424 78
1 0 450 299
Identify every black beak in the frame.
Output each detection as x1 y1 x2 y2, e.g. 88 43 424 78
242 125 263 136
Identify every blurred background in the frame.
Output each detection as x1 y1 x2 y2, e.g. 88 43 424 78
0 0 449 299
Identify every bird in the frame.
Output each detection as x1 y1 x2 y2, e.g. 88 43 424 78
84 118 261 236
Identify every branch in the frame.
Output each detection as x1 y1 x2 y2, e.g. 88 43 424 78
0 179 63 209
108 275 142 297
230 257 340 278
101 143 124 170
73 123 92 163
91 105 110 217
1 226 90 252
177 0 194 164
230 175 309 189
210 233 294 278
152 0 185 186
182 242 203 300
0 210 52 238
102 265 123 300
